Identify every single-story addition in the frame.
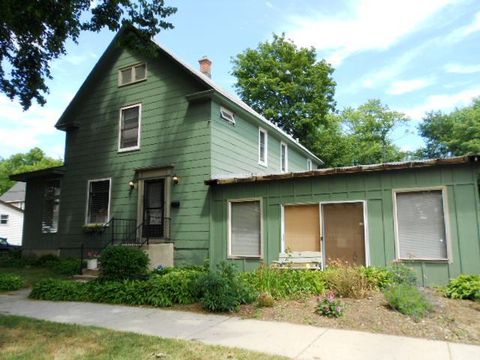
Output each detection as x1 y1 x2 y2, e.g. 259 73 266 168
0 199 24 246
207 156 480 286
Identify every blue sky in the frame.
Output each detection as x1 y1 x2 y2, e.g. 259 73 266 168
1 0 480 159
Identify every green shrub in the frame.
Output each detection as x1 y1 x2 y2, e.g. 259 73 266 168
445 274 480 300
196 262 256 312
361 266 394 290
0 273 24 291
0 251 31 268
323 261 371 298
48 258 81 275
240 265 326 299
387 263 417 286
384 284 432 319
29 279 87 301
315 291 345 318
34 254 59 267
99 246 149 280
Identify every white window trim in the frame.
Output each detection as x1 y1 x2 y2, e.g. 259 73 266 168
220 106 235 124
258 128 268 167
280 142 288 172
227 198 264 259
118 103 142 153
85 178 112 225
392 186 452 262
307 159 313 171
41 180 60 234
118 63 147 87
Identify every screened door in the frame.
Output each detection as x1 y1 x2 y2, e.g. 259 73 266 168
143 179 165 238
323 203 365 266
284 204 320 252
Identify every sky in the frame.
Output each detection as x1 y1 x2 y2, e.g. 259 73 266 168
1 0 480 159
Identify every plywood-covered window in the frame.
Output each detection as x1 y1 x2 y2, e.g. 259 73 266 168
86 179 111 225
258 128 268 166
284 204 320 252
118 104 141 151
394 189 449 260
42 180 60 233
228 199 262 258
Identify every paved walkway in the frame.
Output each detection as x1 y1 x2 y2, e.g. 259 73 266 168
1 290 479 360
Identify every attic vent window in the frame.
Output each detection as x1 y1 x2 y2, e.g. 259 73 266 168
119 63 147 86
220 107 235 124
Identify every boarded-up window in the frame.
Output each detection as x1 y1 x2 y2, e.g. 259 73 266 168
284 204 320 252
119 105 140 150
42 180 60 233
87 179 111 224
395 190 448 260
230 200 262 257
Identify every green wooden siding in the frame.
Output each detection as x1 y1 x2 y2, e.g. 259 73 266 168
210 164 480 285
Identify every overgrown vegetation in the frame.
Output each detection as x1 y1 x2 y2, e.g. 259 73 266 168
384 284 433 319
315 291 345 318
0 252 81 276
445 274 480 301
99 246 149 281
0 273 23 291
323 261 372 298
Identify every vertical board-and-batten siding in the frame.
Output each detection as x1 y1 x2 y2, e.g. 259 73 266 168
210 164 480 285
56 47 212 265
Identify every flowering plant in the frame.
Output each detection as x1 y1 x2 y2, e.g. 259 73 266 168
315 291 345 318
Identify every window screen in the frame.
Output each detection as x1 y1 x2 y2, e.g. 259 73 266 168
42 180 60 233
87 180 110 224
134 64 146 81
0 214 8 224
396 190 448 259
259 129 267 165
230 201 262 257
120 68 132 85
120 106 140 149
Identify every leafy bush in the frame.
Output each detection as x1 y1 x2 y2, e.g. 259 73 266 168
99 246 149 280
384 284 432 319
387 263 417 286
240 265 326 299
196 262 256 312
445 274 480 300
0 251 27 267
29 279 87 301
47 258 81 275
257 292 274 307
34 254 59 267
323 261 371 298
0 273 24 291
361 266 394 290
315 291 345 318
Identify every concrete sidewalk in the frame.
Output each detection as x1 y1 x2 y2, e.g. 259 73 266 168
1 290 479 360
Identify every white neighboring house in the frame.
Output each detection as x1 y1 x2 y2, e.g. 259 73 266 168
0 182 26 210
0 200 23 245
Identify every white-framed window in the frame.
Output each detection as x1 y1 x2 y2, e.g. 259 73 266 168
393 188 450 261
118 63 147 86
228 199 263 258
220 106 235 124
85 179 111 225
0 214 8 225
307 159 313 171
280 142 288 172
258 128 268 166
42 180 60 233
118 104 141 152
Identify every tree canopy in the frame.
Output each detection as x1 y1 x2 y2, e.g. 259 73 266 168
231 33 336 152
417 98 480 158
0 0 177 110
0 148 63 194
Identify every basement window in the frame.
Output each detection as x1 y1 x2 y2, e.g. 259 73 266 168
42 180 61 233
220 106 235 124
118 63 147 86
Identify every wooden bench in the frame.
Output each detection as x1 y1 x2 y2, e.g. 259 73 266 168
273 251 323 269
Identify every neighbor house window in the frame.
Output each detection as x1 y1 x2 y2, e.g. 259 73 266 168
280 142 288 172
42 180 60 233
220 106 235 124
118 104 141 151
258 128 268 166
228 199 262 258
118 63 147 86
86 179 111 224
0 214 8 225
307 159 313 170
394 189 449 260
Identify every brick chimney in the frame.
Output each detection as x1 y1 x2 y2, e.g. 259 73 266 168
198 56 212 78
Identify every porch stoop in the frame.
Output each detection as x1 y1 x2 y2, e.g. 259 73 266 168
141 243 174 269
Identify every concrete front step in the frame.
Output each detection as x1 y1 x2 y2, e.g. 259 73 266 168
72 274 98 282
82 268 100 276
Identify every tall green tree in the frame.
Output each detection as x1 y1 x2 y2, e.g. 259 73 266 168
0 0 177 110
231 34 336 153
0 148 62 194
418 98 480 158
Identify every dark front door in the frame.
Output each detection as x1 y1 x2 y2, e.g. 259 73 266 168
143 179 165 238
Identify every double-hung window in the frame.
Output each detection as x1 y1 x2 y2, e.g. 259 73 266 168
280 142 288 172
42 180 60 233
86 179 111 224
0 214 8 225
394 188 449 260
119 104 141 151
119 63 147 86
228 199 262 258
307 159 313 171
258 128 268 166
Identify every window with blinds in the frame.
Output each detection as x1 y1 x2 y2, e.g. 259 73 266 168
259 128 267 166
42 180 60 233
229 200 262 257
86 179 111 224
118 63 147 86
395 190 448 260
119 104 141 151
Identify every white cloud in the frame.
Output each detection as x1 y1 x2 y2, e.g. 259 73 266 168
444 63 480 74
443 11 480 43
387 77 435 95
287 0 457 65
399 87 480 120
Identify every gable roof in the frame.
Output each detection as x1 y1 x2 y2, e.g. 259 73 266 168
0 182 25 203
0 199 24 213
54 25 321 164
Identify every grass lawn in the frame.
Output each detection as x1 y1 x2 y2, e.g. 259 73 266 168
0 315 284 360
0 267 69 287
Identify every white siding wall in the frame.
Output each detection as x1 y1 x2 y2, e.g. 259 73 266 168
0 203 23 245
